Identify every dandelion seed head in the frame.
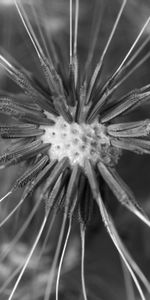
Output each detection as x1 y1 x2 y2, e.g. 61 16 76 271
41 115 120 167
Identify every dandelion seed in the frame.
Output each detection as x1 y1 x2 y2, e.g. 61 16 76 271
0 0 150 299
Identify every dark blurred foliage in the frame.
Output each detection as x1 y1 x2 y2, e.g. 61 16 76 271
0 1 150 299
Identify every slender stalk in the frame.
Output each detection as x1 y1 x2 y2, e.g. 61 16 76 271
97 195 146 300
80 224 88 300
73 0 79 87
121 259 136 300
0 194 27 228
74 0 79 58
8 215 48 300
84 0 105 79
86 0 127 103
44 213 67 300
70 0 73 66
0 195 42 262
38 212 57 262
55 217 72 300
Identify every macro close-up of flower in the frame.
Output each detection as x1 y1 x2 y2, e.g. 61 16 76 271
0 0 150 299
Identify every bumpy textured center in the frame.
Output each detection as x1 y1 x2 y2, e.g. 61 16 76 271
41 116 119 167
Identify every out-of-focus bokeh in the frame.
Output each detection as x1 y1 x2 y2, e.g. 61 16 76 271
0 1 150 299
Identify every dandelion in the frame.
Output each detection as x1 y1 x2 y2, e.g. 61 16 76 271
0 0 150 299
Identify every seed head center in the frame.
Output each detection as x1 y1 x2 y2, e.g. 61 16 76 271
41 116 119 167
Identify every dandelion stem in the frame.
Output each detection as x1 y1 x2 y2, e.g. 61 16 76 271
70 0 73 66
38 0 59 65
8 215 48 300
44 213 67 300
85 17 150 123
86 0 127 103
110 51 150 94
80 224 88 300
14 0 43 61
97 195 146 300
38 212 57 262
120 35 150 74
14 0 52 91
84 0 105 80
101 16 150 93
74 0 79 58
30 1 52 66
115 223 150 293
87 50 150 123
121 259 136 300
101 87 150 123
55 216 72 300
73 0 79 87
0 55 54 112
97 162 150 228
14 0 64 96
114 16 150 77
0 189 13 203
0 194 27 228
0 195 42 263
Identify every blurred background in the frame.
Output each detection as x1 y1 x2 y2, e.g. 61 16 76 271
0 0 150 299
